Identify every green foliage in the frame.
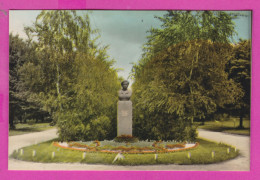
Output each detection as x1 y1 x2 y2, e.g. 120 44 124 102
132 11 244 141
145 11 238 55
17 10 121 141
114 135 139 143
133 40 242 141
87 116 112 140
9 34 26 129
9 34 51 129
56 51 120 141
227 40 251 127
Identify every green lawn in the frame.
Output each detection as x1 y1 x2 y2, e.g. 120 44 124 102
198 117 250 136
10 138 239 165
9 123 55 136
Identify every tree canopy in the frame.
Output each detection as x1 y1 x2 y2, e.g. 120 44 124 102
144 11 238 55
9 34 51 129
131 11 248 140
16 10 121 141
227 39 251 128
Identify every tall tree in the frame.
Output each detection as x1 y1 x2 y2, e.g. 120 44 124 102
131 11 243 140
9 34 50 128
9 34 27 128
132 40 242 140
25 11 92 111
227 40 251 128
21 10 120 141
144 11 238 55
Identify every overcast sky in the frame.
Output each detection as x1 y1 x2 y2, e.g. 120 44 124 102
9 10 252 86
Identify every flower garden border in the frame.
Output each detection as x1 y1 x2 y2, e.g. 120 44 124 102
53 141 200 154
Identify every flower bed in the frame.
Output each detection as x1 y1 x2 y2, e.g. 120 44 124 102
53 140 199 154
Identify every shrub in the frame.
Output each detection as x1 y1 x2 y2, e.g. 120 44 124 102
86 116 112 140
57 114 113 141
114 135 139 143
27 119 36 125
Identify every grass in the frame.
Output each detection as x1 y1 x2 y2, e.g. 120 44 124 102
9 123 55 136
198 117 250 136
10 138 239 165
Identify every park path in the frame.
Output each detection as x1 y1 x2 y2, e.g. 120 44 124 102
8 128 58 156
8 128 250 171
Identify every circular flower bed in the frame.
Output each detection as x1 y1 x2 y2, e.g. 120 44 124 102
53 140 199 154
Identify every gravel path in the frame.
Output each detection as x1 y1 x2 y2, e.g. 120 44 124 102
8 128 250 171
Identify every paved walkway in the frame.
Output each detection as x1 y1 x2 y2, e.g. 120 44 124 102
8 128 250 171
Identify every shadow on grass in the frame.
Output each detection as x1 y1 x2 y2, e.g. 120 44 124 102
200 126 250 136
9 123 55 136
12 127 44 132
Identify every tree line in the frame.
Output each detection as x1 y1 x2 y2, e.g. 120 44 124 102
10 10 250 141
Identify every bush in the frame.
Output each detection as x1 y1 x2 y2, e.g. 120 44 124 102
86 116 112 141
27 119 36 125
114 135 139 143
57 114 114 142
57 113 85 142
133 113 198 141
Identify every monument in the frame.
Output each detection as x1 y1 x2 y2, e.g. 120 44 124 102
117 80 132 136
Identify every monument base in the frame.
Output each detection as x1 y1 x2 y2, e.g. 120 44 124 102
117 101 132 136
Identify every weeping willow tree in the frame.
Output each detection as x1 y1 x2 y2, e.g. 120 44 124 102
131 11 244 141
19 10 121 141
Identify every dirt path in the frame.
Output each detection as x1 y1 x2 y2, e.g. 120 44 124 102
8 128 250 171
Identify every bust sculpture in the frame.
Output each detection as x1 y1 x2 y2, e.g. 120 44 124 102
118 80 132 101
117 80 132 136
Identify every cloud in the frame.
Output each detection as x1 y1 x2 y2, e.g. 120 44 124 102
88 10 166 80
90 11 165 44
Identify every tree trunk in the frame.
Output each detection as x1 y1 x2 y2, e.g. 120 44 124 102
56 64 63 111
9 108 15 129
239 109 244 129
201 118 205 125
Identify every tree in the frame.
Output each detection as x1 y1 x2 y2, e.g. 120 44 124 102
131 11 243 140
144 11 238 55
56 50 120 141
227 40 251 128
21 10 121 141
9 34 51 128
132 40 242 140
9 34 26 128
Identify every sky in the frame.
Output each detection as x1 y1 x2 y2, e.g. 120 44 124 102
9 10 252 87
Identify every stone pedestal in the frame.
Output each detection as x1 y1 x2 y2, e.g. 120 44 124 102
117 101 132 136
